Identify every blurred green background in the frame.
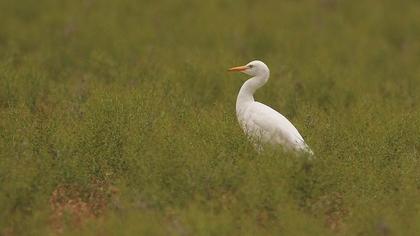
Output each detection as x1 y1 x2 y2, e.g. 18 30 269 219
1 0 420 235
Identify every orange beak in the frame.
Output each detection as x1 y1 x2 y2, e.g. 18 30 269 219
228 65 248 72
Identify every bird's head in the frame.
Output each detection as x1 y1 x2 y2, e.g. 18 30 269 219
228 60 269 77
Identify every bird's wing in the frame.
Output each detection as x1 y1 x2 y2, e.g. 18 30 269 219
246 102 309 150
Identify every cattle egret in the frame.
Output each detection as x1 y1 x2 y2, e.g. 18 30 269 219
228 60 313 155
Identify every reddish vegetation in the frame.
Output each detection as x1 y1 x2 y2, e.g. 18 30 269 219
312 192 349 232
49 180 119 234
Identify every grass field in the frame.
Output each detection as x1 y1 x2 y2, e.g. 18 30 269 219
1 0 420 235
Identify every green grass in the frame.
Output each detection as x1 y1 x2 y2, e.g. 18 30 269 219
1 0 420 235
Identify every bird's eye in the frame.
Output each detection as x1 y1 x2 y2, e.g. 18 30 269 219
248 65 254 68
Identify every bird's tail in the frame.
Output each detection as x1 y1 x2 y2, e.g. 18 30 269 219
300 143 315 159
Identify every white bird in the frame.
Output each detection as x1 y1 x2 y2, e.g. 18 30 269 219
228 60 313 155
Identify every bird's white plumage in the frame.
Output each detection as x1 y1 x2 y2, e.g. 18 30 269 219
237 101 310 152
229 60 313 154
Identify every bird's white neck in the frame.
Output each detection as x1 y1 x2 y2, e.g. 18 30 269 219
236 72 269 113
